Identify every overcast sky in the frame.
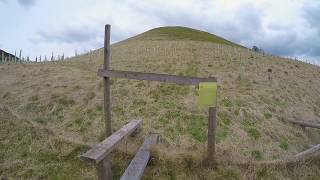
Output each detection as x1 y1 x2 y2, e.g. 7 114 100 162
0 0 319 63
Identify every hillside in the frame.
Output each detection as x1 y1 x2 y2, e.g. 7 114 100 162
1 26 320 179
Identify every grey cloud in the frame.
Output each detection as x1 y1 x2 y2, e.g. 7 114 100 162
37 26 100 44
302 3 320 29
17 0 36 7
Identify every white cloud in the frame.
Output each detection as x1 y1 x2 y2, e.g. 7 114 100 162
0 0 319 63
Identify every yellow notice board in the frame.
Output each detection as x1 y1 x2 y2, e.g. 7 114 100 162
198 82 217 108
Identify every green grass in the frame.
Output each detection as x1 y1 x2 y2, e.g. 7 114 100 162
187 114 206 142
264 113 272 119
279 140 289 150
251 150 263 160
143 26 242 47
245 127 260 140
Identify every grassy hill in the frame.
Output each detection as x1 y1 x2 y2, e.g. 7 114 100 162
1 26 320 179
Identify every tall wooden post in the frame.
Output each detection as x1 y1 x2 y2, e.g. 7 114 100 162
207 107 217 165
14 51 17 63
104 24 112 137
203 83 217 167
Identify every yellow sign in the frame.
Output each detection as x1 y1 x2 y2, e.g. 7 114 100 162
198 82 217 108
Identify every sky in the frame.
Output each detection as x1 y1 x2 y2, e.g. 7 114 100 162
0 0 320 64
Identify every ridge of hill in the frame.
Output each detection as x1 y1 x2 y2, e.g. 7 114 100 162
128 26 243 47
0 27 320 179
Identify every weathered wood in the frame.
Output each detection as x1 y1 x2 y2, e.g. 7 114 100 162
80 119 142 164
104 24 112 137
19 50 21 63
1 51 3 63
207 107 217 165
294 144 320 159
98 69 217 85
289 120 320 129
120 135 158 180
97 158 112 180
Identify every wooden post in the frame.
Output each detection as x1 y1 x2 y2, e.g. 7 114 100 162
19 50 22 63
104 24 112 137
14 51 17 63
207 107 217 166
96 158 112 180
203 83 217 167
1 51 3 63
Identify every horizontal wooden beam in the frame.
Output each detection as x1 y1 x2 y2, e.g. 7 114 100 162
120 134 158 180
80 119 142 164
294 144 320 159
98 69 217 85
288 120 320 129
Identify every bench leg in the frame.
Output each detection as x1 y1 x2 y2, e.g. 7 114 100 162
97 158 112 180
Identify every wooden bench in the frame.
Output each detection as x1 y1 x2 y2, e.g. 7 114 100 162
80 119 158 180
120 134 158 180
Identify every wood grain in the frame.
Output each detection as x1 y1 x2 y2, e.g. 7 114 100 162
98 69 217 85
120 135 158 180
80 119 142 164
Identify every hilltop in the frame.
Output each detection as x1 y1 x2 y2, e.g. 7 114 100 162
0 26 320 179
129 26 242 47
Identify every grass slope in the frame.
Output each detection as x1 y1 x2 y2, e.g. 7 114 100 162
131 26 242 47
1 27 320 179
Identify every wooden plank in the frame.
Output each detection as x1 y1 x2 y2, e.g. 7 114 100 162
289 120 320 129
98 69 217 85
80 119 142 164
294 144 320 159
120 135 158 180
104 24 112 137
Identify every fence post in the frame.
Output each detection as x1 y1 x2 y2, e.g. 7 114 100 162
104 24 112 137
1 51 3 63
14 51 17 63
19 50 22 63
207 107 217 166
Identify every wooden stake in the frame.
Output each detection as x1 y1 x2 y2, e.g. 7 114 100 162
19 50 22 63
207 107 217 165
96 158 112 180
104 24 112 137
1 51 4 63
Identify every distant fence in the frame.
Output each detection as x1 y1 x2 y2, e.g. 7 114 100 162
0 49 101 64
